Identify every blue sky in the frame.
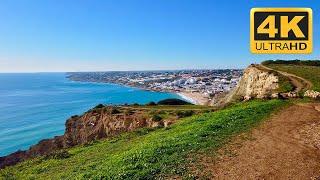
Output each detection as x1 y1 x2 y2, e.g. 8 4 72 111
0 0 319 72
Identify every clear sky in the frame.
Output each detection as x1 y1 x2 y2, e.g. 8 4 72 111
0 0 319 72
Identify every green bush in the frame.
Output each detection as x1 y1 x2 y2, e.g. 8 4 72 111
176 110 194 118
146 101 157 106
152 114 162 122
111 108 121 114
157 98 191 105
94 104 105 109
71 115 79 119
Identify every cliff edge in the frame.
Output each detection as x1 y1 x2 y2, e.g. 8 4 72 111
213 64 280 106
0 103 208 169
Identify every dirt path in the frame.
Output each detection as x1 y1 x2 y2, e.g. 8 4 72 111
259 64 313 92
197 103 320 179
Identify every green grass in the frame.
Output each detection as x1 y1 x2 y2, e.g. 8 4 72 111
0 100 288 179
266 64 320 92
277 74 295 93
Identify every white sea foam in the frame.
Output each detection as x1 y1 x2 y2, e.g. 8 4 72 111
177 93 199 105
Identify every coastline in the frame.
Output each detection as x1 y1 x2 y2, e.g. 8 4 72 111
69 78 210 106
177 92 199 105
177 92 210 106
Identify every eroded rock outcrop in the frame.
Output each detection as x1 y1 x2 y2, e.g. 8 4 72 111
234 65 279 99
213 65 279 106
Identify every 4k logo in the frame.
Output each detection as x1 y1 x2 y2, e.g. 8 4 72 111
250 8 313 54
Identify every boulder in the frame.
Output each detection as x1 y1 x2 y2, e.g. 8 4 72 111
304 90 320 99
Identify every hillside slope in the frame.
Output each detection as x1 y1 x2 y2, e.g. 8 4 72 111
0 100 287 179
0 102 211 169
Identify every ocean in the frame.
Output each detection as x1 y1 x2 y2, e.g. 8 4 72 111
0 73 182 156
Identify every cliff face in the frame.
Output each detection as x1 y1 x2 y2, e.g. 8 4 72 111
213 65 279 106
0 106 179 168
233 65 279 99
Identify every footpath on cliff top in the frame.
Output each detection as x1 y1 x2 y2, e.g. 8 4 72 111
259 64 312 93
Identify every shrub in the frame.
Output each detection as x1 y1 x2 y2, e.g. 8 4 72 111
111 108 121 114
152 114 162 122
146 101 157 106
176 110 194 118
94 104 105 109
157 98 191 105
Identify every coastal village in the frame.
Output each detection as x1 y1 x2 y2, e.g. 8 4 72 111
67 69 242 105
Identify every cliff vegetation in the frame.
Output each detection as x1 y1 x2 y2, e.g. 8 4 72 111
263 60 320 92
0 100 288 179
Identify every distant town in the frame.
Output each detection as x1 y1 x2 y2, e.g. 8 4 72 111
67 69 243 105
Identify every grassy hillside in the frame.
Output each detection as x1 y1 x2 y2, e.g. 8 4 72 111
0 100 288 179
264 62 320 92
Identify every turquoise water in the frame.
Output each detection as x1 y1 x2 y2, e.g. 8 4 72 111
0 73 181 156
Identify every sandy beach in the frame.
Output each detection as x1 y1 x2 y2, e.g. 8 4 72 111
177 92 210 106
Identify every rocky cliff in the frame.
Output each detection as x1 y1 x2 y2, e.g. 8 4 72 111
0 104 200 169
213 65 280 106
232 65 279 99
